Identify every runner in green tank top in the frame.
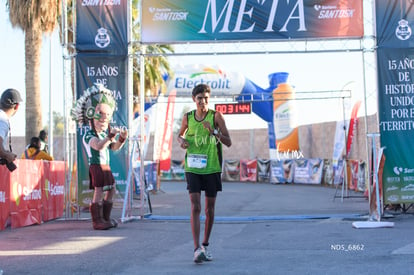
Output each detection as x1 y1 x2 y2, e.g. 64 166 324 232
177 84 232 263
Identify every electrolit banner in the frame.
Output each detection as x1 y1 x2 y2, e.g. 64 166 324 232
141 0 363 43
76 0 128 55
167 64 246 96
167 64 275 123
168 65 301 154
377 48 414 204
75 54 129 207
376 0 414 49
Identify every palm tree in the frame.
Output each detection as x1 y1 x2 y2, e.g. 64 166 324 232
6 0 61 144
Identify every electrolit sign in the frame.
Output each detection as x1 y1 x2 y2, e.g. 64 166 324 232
167 64 246 96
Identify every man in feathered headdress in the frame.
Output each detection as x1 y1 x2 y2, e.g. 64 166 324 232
71 84 128 230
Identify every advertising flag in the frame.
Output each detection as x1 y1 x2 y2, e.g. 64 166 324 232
159 89 177 171
346 100 361 158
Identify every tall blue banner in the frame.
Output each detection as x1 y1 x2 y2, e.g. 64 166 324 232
376 0 414 204
376 0 414 48
75 0 129 206
141 0 363 43
75 55 129 206
377 48 414 204
76 0 128 55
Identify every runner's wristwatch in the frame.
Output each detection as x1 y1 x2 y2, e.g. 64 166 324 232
213 129 219 136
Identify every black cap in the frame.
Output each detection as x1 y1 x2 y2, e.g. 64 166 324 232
1 88 23 108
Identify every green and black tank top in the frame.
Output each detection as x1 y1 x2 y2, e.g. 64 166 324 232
184 109 222 174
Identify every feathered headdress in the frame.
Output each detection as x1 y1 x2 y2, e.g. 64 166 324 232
71 83 116 126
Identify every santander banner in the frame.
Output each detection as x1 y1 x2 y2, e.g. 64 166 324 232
0 160 65 230
142 0 363 43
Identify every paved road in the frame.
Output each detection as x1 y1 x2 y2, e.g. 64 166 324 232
1 182 413 274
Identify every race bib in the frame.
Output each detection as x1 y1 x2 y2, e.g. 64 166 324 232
187 154 207 169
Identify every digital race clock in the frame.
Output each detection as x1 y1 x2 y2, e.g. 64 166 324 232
214 103 251 114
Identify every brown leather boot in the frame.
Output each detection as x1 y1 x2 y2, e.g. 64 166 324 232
90 202 112 230
103 200 118 228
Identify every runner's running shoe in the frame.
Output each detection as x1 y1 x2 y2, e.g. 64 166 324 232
193 247 205 263
202 246 213 261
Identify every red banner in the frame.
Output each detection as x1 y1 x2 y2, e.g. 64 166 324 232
240 159 257 182
0 165 11 230
42 161 65 221
346 100 361 157
9 160 43 228
159 89 177 171
0 160 66 230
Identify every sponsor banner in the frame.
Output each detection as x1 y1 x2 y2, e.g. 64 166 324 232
348 160 358 190
348 159 366 192
270 159 294 184
133 161 158 194
240 159 257 182
257 158 271 182
9 160 43 228
153 95 168 163
0 160 66 230
76 0 128 55
332 120 346 169
142 0 363 43
333 159 344 185
346 100 361 157
369 147 385 220
377 48 414 204
170 160 185 180
293 158 324 184
131 108 153 166
347 159 366 192
160 169 172 180
159 90 177 171
167 63 272 122
0 165 11 230
376 0 414 48
222 159 240 181
167 64 246 97
322 159 334 185
42 161 65 221
76 54 129 207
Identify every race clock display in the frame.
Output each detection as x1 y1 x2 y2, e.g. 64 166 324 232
214 102 251 114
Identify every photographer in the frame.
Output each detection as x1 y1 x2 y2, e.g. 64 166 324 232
0 88 22 171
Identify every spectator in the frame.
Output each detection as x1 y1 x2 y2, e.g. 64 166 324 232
21 137 53 161
0 88 23 172
39 130 49 153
